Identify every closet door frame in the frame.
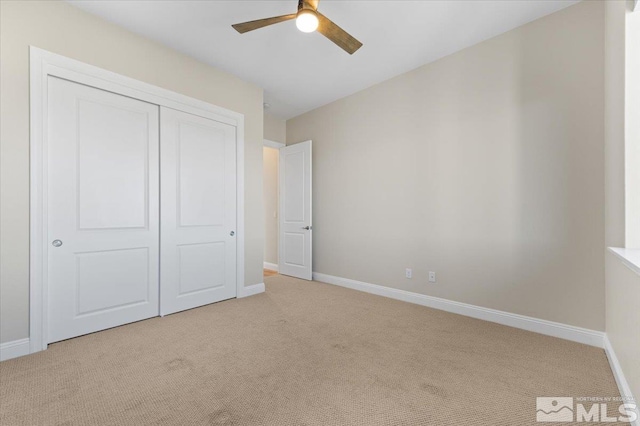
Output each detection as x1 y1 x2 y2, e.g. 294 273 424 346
29 47 246 354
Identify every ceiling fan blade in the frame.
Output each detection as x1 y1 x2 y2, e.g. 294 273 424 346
232 14 296 34
316 12 363 55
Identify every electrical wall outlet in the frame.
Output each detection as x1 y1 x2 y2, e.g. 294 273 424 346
429 271 436 283
405 268 412 279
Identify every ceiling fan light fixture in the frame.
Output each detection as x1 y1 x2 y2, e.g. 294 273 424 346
232 0 362 54
296 9 318 33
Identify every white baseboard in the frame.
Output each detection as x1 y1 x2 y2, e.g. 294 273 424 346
263 262 278 272
313 272 605 348
0 338 31 361
238 282 265 298
604 336 639 425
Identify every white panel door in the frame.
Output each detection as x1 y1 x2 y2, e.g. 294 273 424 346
160 107 237 315
47 76 160 343
279 141 312 280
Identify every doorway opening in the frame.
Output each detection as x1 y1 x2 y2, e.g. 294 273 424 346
263 143 281 277
263 132 313 280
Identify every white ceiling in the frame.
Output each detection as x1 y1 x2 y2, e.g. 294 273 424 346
68 0 580 119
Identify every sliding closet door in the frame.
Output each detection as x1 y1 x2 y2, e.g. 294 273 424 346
160 107 237 315
47 76 160 343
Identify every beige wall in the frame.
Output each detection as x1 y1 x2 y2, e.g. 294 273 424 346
605 0 627 248
263 148 279 265
604 0 640 403
287 1 605 330
264 113 286 144
0 0 264 344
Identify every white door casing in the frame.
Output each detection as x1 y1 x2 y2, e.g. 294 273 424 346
160 107 237 315
278 141 312 280
47 76 160 343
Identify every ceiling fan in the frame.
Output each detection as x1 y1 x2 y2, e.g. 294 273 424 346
232 0 363 55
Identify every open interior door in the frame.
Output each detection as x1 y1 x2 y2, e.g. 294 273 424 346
278 140 312 280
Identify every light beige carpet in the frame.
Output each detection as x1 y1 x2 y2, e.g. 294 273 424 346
0 275 623 425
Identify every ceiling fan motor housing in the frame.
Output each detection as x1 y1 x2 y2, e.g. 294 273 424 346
298 0 315 11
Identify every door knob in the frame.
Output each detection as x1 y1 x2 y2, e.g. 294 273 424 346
302 226 312 230
230 231 235 236
52 239 63 247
